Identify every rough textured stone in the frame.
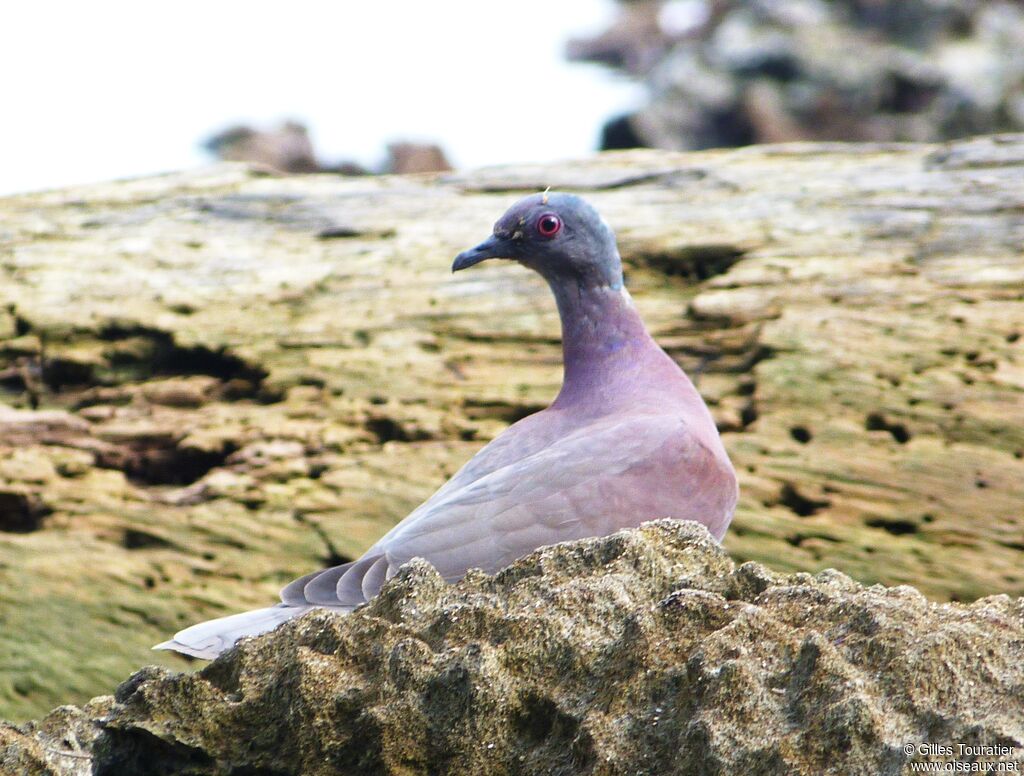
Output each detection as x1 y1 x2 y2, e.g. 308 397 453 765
570 0 1024 150
0 136 1023 722
1 697 111 776
203 120 452 175
5 521 1023 775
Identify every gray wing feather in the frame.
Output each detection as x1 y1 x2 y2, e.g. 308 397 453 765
375 413 690 578
277 411 726 609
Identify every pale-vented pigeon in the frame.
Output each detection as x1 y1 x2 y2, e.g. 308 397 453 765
156 193 738 658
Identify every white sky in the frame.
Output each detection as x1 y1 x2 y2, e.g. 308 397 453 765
0 1 643 195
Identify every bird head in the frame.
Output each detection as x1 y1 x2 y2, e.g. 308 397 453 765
453 192 623 289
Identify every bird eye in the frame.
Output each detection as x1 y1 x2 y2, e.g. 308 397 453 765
536 213 562 238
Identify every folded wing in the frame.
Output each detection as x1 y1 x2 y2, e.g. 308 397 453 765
285 410 734 608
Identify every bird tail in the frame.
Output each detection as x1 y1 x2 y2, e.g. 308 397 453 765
153 603 319 659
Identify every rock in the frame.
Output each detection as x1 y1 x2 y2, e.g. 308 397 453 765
202 120 451 175
0 137 1023 722
0 406 90 444
1 697 112 776
383 142 453 175
4 521 1023 775
569 0 1024 150
203 121 330 174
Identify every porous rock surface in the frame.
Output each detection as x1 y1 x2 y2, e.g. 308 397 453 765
4 520 1023 775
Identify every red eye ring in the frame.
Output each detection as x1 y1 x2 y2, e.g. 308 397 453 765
536 213 562 238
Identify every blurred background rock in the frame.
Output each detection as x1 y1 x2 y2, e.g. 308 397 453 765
204 121 338 174
202 121 451 175
569 0 1024 150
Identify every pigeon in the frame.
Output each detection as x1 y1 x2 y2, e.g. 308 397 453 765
155 192 738 659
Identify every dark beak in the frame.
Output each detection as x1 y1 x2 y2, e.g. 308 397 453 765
452 234 514 272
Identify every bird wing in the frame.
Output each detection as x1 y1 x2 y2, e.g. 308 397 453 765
411 406 570 505
286 410 734 608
